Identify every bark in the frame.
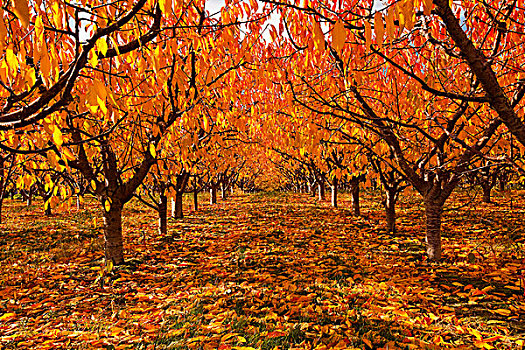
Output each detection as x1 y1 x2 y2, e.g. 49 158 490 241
499 178 506 192
384 189 397 233
350 180 360 216
44 193 52 216
193 188 198 211
173 192 184 219
318 181 325 201
76 195 84 210
331 177 338 208
221 184 227 200
0 198 3 224
210 185 217 204
25 191 32 206
424 200 443 261
158 194 167 235
103 202 124 265
481 184 492 203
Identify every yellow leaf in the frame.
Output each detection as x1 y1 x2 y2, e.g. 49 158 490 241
149 144 156 158
374 12 384 49
237 336 247 343
62 148 76 161
106 259 114 273
397 3 405 33
91 180 97 191
89 50 98 67
493 308 511 316
12 0 30 28
40 49 51 80
220 333 238 342
364 21 372 53
312 20 325 51
0 312 16 321
96 38 108 57
159 0 172 16
5 45 19 74
53 125 63 147
110 326 124 336
104 199 111 212
331 20 346 53
362 337 373 348
468 327 483 341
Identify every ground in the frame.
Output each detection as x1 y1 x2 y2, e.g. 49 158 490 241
0 189 524 349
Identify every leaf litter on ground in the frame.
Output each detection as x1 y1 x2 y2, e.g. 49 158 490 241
0 190 524 349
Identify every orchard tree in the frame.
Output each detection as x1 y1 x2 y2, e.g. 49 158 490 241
259 0 525 261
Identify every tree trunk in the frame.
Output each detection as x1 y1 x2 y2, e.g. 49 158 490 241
318 181 325 201
26 191 32 206
210 185 217 204
171 197 175 217
221 184 227 200
0 176 4 225
351 181 360 216
158 195 167 235
44 194 52 216
481 184 492 203
384 189 397 233
174 191 184 218
424 200 443 261
193 188 198 211
331 177 338 208
103 202 124 265
76 195 84 210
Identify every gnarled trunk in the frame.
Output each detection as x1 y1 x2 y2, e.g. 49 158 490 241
331 177 338 208
424 200 443 261
103 201 124 265
158 195 167 235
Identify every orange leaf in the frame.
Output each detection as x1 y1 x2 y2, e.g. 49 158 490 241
364 21 371 53
374 12 384 49
13 0 30 28
331 20 347 53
